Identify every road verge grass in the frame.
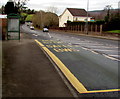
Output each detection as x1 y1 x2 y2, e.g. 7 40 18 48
107 30 120 33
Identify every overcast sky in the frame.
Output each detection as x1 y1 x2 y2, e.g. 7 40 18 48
0 0 120 15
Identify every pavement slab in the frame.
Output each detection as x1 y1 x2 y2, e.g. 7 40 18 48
2 33 74 97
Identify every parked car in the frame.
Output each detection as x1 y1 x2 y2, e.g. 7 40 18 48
43 28 49 32
30 26 34 30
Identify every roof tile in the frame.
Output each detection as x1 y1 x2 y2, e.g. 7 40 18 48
67 8 87 16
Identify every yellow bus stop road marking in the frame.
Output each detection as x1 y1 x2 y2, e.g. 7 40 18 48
35 39 120 94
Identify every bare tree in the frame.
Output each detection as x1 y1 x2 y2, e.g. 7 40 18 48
0 5 5 14
104 5 112 22
46 6 58 14
32 11 45 28
43 12 59 27
104 5 112 14
32 11 59 29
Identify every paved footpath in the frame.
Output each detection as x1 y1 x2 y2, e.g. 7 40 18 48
2 33 74 98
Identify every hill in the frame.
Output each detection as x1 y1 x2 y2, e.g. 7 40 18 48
88 9 119 20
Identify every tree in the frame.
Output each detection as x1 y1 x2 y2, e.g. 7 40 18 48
108 13 120 30
46 6 59 14
4 0 29 14
25 8 35 14
32 11 59 29
32 10 45 28
13 0 30 13
4 0 15 14
20 12 28 23
0 6 5 14
103 11 120 31
103 5 120 30
104 5 112 22
43 12 59 27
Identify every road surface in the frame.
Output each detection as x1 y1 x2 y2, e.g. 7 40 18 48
21 25 119 98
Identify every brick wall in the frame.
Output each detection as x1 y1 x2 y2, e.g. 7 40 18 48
0 18 7 40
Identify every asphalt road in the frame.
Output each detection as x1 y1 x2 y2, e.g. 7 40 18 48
21 25 119 98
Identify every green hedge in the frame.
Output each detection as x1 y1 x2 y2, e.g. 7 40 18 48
67 20 105 26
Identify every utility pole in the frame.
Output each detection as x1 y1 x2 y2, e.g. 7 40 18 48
86 0 89 35
118 1 120 14
118 1 120 9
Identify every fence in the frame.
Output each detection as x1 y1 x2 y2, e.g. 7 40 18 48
58 21 103 35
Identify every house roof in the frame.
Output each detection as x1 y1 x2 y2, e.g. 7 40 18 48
67 8 87 17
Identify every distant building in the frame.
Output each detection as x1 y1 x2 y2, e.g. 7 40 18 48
59 8 93 27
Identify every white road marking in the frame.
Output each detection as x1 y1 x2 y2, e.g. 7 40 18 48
47 33 52 38
32 34 38 36
81 47 119 61
81 47 99 54
109 55 119 57
103 54 120 61
90 50 99 54
93 49 116 52
87 46 118 49
81 47 89 50
75 43 103 46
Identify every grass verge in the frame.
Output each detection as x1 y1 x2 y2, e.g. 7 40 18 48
107 30 120 33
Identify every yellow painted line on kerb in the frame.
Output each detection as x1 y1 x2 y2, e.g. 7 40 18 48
84 89 120 93
35 39 87 93
35 39 120 94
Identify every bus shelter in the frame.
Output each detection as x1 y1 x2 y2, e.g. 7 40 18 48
7 14 20 40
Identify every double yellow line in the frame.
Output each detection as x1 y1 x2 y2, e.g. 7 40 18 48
35 39 120 94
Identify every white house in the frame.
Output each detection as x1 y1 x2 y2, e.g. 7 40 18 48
59 8 93 27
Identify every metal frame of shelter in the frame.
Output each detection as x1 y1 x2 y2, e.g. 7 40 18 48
7 13 20 40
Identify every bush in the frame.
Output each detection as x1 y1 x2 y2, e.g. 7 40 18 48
103 13 120 31
96 20 105 25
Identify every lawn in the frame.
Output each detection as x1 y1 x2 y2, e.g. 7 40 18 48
25 14 34 21
107 30 120 33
